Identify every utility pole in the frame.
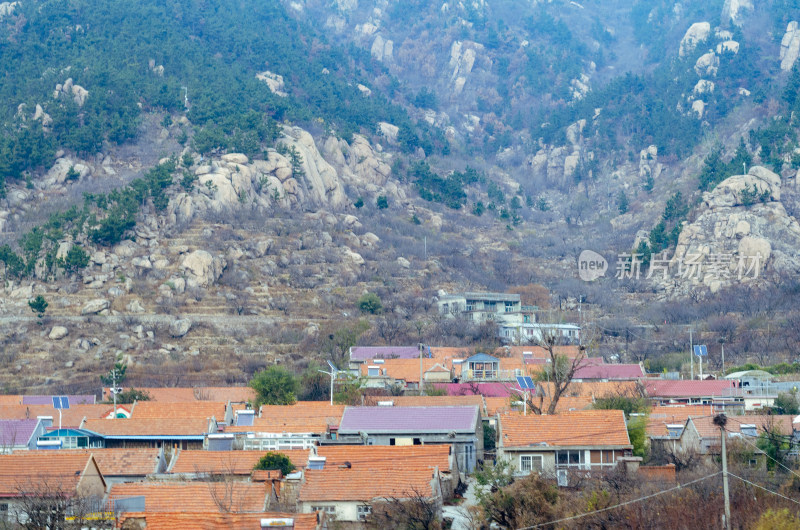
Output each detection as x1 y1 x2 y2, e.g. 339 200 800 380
721 341 725 375
419 343 425 396
112 368 117 420
715 414 732 530
690 328 694 380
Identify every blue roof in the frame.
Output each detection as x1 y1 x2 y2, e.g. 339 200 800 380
464 353 499 364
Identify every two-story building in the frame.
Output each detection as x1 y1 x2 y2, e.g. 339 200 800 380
437 292 522 325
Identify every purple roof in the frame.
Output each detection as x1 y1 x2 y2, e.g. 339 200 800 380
22 395 96 405
338 406 479 434
435 383 515 397
350 346 420 361
573 364 646 380
0 419 39 446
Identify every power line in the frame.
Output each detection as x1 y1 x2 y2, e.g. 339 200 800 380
728 471 800 507
727 430 800 482
515 472 721 530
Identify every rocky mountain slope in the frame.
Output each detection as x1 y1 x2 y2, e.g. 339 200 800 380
2 0 800 392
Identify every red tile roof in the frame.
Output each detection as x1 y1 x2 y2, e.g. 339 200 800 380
117 511 321 530
647 405 715 436
299 467 437 502
360 358 451 384
500 410 632 448
58 449 161 476
82 417 211 437
573 364 646 380
0 453 99 497
169 450 311 475
108 482 267 513
109 387 255 403
316 445 452 473
0 404 119 427
226 402 343 434
130 401 227 420
364 395 485 412
690 414 795 439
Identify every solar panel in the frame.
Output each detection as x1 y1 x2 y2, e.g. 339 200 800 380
52 396 70 409
516 376 535 390
693 345 708 357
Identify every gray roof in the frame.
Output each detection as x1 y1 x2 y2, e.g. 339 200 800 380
464 353 499 364
338 406 480 434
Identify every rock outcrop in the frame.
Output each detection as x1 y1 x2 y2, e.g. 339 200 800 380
371 35 393 62
54 78 89 107
0 1 18 19
256 71 287 97
680 22 711 57
781 22 800 71
721 0 753 26
658 167 800 295
449 40 482 95
181 250 226 288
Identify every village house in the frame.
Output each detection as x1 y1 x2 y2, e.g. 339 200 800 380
642 380 742 410
437 292 522 325
655 414 797 467
324 405 483 472
360 358 452 390
0 417 50 453
225 402 345 451
497 410 633 484
297 445 447 523
0 452 106 525
78 417 218 450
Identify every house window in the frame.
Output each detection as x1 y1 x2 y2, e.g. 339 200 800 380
556 450 585 468
505 302 514 312
520 455 543 473
0 503 7 519
311 506 336 517
357 505 372 520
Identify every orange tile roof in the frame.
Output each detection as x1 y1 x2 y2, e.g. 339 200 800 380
116 387 255 403
495 345 582 359
365 395 485 412
117 511 321 530
0 404 118 427
131 401 227 420
58 449 161 476
647 405 715 436
227 402 343 434
497 395 593 416
0 453 97 497
83 417 211 437
360 358 451 384
169 450 310 475
500 410 631 448
108 482 266 513
0 395 23 406
299 466 437 502
690 414 795 439
316 445 452 473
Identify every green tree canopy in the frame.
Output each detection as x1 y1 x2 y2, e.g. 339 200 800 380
250 366 299 406
254 452 296 475
357 292 383 314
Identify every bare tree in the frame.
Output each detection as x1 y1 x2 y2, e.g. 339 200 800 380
366 487 442 530
526 330 587 415
12 479 109 530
